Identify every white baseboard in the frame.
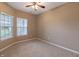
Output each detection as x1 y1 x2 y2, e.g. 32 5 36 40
37 38 79 55
0 38 36 52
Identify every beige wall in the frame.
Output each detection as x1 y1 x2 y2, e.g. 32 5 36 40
0 2 36 49
37 3 79 52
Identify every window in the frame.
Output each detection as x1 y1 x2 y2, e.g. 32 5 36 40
17 18 28 36
0 12 13 40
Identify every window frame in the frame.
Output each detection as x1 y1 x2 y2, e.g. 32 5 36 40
16 17 28 36
0 12 13 40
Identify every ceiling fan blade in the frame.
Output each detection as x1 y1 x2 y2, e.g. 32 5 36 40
25 5 33 7
38 5 45 8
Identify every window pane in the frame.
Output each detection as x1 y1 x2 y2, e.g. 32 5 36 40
17 28 27 36
5 15 9 22
0 12 13 40
1 14 4 21
17 17 28 36
17 18 27 27
23 28 27 35
17 28 21 36
24 20 27 27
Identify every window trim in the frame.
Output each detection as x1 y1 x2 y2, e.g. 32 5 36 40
16 17 28 36
0 12 13 40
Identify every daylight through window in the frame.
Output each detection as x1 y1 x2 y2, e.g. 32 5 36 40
0 12 13 40
17 18 28 36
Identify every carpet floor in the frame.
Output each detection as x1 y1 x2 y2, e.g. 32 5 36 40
0 39 79 57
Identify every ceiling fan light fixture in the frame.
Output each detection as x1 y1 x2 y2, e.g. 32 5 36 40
25 2 45 11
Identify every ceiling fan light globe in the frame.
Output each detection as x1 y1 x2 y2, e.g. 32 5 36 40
32 6 34 9
35 5 38 9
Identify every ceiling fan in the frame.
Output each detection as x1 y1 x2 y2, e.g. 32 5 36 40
25 2 45 11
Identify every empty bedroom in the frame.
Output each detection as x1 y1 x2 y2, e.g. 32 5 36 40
0 2 79 57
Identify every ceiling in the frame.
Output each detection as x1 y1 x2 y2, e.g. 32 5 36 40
7 2 66 15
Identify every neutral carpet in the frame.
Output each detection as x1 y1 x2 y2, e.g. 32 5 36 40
0 39 79 57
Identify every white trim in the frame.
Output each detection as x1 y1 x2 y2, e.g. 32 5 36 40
37 38 79 55
0 38 36 52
